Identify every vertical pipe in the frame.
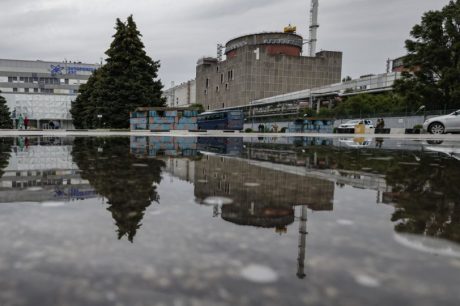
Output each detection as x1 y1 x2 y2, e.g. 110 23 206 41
309 0 319 57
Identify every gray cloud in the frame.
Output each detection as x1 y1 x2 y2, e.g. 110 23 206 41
189 0 280 19
0 0 452 87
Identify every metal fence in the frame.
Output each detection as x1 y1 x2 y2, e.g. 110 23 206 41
334 109 458 120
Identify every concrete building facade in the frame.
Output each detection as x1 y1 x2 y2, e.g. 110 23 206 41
0 59 100 129
196 32 342 111
163 79 196 108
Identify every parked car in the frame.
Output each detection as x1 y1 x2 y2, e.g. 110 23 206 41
339 119 374 129
423 110 460 134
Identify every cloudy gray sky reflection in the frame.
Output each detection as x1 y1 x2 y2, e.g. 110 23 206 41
0 0 450 87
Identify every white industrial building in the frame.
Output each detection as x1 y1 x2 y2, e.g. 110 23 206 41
163 79 196 108
0 59 100 129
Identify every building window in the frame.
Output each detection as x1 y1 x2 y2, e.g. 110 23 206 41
34 88 39 93
216 66 219 73
65 79 69 85
216 86 219 93
205 78 209 88
25 88 29 93
207 105 210 110
204 89 208 95
40 88 54 94
225 83 229 90
222 103 225 108
19 77 24 82
13 88 18 92
228 70 234 81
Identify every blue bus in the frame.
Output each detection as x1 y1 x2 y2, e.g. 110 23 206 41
197 110 244 130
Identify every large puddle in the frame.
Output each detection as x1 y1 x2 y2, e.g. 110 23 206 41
0 136 459 305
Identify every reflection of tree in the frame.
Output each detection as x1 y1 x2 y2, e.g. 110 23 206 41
246 140 460 243
386 157 460 243
72 137 165 242
0 138 13 177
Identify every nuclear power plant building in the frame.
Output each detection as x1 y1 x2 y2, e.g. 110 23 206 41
196 32 342 111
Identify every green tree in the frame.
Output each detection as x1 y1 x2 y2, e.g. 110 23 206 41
0 91 13 129
394 0 460 111
333 93 403 117
189 103 205 114
70 69 104 129
71 15 165 129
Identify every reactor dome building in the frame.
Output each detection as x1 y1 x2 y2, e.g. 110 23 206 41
196 31 342 111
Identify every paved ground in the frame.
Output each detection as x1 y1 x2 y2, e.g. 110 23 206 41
0 129 460 140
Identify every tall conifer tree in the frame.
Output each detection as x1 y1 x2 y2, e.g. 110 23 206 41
0 91 13 129
71 16 164 129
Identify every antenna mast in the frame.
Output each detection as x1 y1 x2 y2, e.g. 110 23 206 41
309 0 319 57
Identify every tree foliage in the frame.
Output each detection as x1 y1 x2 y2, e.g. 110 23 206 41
394 0 460 111
71 16 165 129
333 93 404 117
0 91 13 129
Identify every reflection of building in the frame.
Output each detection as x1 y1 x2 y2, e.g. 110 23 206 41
164 158 195 183
196 32 342 111
195 154 334 225
0 59 100 129
0 138 97 203
195 153 334 280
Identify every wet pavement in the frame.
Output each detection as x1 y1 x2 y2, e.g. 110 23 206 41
0 136 459 306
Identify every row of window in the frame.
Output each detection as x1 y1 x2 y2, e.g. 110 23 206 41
9 88 77 94
205 69 235 89
12 88 52 93
8 76 67 85
204 83 230 96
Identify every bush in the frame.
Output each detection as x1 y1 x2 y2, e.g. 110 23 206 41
245 128 253 133
413 124 423 129
317 108 335 118
280 127 287 133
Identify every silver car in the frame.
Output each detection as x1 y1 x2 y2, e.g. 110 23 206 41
423 110 460 134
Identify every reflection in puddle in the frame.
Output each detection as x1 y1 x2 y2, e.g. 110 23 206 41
394 234 460 258
0 136 459 305
240 264 279 283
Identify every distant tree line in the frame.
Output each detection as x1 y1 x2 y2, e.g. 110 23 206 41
71 15 165 129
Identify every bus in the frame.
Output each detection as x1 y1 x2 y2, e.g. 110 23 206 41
197 110 244 130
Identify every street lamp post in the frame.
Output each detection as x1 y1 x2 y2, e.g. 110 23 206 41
97 114 102 129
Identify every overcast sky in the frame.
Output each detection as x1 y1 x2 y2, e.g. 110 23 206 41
0 0 451 88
